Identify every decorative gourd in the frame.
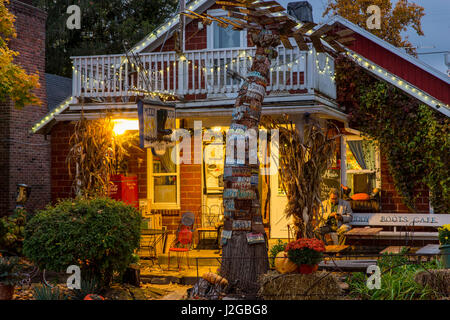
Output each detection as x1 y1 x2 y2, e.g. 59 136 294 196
202 272 229 286
274 251 297 274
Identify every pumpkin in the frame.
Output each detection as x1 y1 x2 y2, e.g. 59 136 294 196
84 294 105 300
351 193 370 201
274 251 297 274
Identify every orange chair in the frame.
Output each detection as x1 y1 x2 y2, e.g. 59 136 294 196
167 226 193 271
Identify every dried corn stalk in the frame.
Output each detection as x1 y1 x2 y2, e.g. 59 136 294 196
262 114 339 238
67 115 138 198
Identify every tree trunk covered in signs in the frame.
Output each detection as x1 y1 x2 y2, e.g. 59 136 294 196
220 31 280 294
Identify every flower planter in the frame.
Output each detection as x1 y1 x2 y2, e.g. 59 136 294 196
0 284 15 300
439 244 450 269
297 264 319 274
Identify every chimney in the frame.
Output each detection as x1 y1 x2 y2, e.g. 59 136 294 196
287 1 314 23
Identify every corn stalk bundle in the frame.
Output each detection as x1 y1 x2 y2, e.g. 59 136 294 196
66 116 137 198
262 114 339 238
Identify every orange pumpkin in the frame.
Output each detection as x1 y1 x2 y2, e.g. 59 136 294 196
351 193 370 201
274 251 297 274
84 294 105 300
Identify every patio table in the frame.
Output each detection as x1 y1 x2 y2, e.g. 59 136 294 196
140 227 168 261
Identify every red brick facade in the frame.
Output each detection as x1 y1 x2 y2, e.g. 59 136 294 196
50 121 204 234
0 0 49 215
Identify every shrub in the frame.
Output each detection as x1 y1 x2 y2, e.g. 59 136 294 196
33 284 67 300
347 252 442 300
23 198 141 286
0 256 22 286
0 208 27 255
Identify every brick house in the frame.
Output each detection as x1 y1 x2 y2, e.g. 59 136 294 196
31 1 449 242
0 0 49 215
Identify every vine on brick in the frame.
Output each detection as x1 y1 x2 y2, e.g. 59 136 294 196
335 56 449 213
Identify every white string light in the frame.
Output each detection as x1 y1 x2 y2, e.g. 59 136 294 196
346 50 450 112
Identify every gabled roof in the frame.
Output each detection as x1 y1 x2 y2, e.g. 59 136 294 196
327 15 450 85
325 15 450 117
45 73 72 111
129 0 215 54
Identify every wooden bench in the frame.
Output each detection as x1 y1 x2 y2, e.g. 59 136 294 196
380 246 408 254
325 245 350 254
319 259 377 272
346 213 449 255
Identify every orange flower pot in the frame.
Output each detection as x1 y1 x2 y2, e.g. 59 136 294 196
298 264 319 274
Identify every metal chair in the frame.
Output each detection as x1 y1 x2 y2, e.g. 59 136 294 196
167 226 193 271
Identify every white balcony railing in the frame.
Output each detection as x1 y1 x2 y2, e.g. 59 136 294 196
72 46 336 101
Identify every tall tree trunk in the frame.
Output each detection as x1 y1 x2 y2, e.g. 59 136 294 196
220 31 280 295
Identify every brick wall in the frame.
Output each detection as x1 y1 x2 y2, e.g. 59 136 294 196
127 144 147 200
380 152 430 213
0 1 49 215
50 122 75 202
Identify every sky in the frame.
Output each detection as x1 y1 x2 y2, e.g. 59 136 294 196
277 0 450 75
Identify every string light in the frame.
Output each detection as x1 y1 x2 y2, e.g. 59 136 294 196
347 50 450 112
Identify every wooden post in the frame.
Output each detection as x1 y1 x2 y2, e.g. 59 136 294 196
220 31 280 295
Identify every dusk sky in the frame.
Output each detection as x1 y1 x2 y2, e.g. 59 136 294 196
277 0 450 75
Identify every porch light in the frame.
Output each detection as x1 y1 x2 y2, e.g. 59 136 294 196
113 119 139 135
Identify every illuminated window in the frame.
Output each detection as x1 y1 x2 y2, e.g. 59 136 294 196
148 146 180 208
345 137 379 195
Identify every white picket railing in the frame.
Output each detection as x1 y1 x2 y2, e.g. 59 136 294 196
71 46 336 100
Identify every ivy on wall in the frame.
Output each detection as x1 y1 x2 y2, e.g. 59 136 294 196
335 56 449 213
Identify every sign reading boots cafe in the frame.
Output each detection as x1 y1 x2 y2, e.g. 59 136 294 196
351 213 450 227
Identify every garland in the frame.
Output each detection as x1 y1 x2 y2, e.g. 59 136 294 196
335 56 449 213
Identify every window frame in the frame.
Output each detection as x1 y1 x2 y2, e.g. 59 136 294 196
341 134 381 193
206 9 247 50
147 146 181 210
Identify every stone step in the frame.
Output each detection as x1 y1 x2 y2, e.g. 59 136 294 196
157 250 222 267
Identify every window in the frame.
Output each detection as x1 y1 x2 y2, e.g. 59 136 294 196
344 137 380 195
148 146 180 209
207 9 245 49
212 21 241 49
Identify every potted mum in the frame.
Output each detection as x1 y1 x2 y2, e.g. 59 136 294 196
438 224 450 268
0 256 22 300
285 238 325 274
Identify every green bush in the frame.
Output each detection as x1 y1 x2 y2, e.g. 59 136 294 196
347 252 442 300
23 198 141 286
0 208 27 255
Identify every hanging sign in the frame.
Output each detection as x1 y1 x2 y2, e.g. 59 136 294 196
137 99 176 149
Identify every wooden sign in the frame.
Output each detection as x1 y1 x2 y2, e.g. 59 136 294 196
350 213 450 227
137 99 175 149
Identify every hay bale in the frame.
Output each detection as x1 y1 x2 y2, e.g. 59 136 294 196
414 269 450 297
258 271 343 300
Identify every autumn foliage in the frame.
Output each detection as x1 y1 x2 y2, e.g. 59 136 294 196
0 0 41 108
324 0 425 54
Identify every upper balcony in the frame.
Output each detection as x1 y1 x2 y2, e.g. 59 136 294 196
71 46 337 105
